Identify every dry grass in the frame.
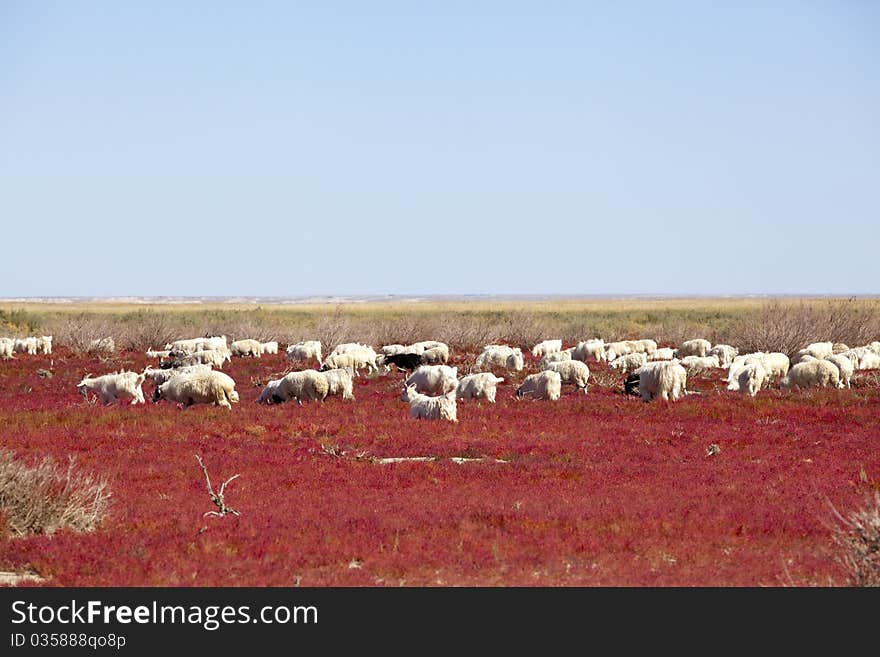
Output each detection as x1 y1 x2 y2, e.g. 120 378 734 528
1 296 776 315
728 299 880 357
587 368 626 390
0 449 111 537
827 492 880 587
2 297 878 354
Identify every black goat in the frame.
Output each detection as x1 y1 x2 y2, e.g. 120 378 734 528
383 352 423 373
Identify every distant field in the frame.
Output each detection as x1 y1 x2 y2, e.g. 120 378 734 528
2 296 878 357
0 296 845 315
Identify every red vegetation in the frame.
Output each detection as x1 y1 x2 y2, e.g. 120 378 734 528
1 347 878 586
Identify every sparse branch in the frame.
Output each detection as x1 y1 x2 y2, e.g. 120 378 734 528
196 454 213 497
195 454 241 518
826 492 880 587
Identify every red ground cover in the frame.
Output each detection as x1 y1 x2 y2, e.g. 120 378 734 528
1 348 877 586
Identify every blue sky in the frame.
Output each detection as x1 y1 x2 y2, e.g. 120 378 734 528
2 1 878 296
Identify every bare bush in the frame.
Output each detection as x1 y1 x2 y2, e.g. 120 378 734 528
114 310 178 351
372 315 438 347
854 372 880 389
0 449 111 537
729 299 880 357
314 306 353 352
211 318 278 344
196 455 240 518
27 297 880 355
46 313 117 353
589 368 627 389
827 492 880 587
369 314 500 353
502 311 547 349
652 319 719 349
437 316 499 352
558 314 717 349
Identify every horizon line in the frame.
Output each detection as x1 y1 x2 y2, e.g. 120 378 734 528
1 293 878 305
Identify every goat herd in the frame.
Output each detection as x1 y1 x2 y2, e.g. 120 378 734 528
3 334 880 422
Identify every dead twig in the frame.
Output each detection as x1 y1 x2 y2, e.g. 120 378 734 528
825 492 880 587
320 443 342 457
195 454 240 518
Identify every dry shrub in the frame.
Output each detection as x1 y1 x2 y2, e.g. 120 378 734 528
314 307 355 351
34 297 880 355
643 319 713 349
114 310 178 351
209 318 279 344
589 368 627 390
559 318 623 345
372 315 440 347
436 317 499 352
558 315 720 349
728 299 880 357
827 492 880 587
370 314 500 352
502 311 547 349
854 372 880 389
45 313 117 353
0 449 111 537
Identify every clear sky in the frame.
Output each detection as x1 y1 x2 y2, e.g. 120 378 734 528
2 1 878 297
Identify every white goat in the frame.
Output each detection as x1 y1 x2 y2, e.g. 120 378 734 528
258 369 329 405
36 336 53 355
539 349 573 370
708 344 738 368
572 339 605 362
286 340 323 367
531 339 562 358
474 345 524 372
647 348 676 361
153 370 239 409
547 360 590 393
676 339 712 358
780 360 840 390
230 339 262 358
420 345 450 365
14 337 38 355
727 361 766 397
633 360 688 402
455 373 504 403
320 368 355 401
515 370 562 401
604 341 635 361
609 352 648 373
322 351 378 378
409 341 449 355
78 370 146 405
634 339 658 354
825 354 854 389
400 384 458 421
167 348 231 370
680 355 720 375
403 365 459 396
144 364 212 386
